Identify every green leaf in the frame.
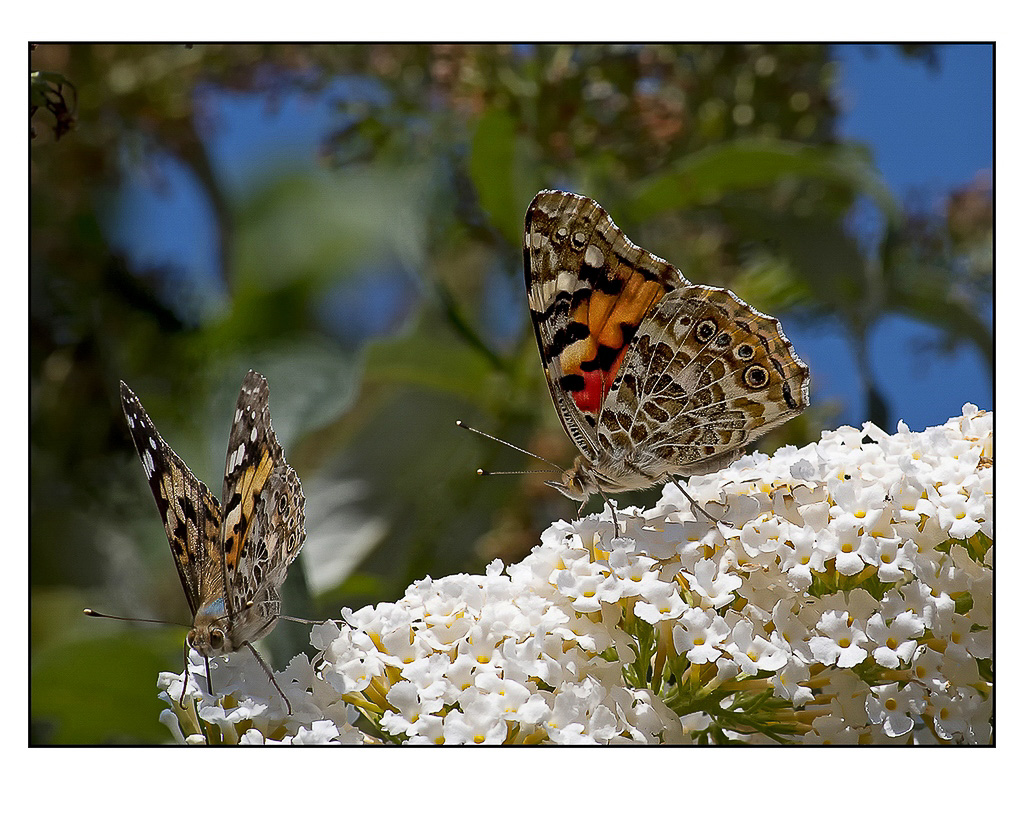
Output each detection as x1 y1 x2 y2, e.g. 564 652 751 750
630 137 901 223
469 109 525 245
364 327 494 401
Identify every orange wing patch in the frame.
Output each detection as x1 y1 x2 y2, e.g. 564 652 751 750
221 448 275 572
556 269 673 414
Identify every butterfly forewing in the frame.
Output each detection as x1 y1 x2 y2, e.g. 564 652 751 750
120 382 224 618
524 191 690 460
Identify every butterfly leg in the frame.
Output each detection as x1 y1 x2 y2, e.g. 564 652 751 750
668 477 730 527
280 614 347 626
590 492 620 538
178 638 193 709
245 641 293 715
178 641 216 708
204 655 215 697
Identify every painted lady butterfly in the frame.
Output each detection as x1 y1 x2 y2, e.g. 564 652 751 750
524 190 810 524
119 370 305 710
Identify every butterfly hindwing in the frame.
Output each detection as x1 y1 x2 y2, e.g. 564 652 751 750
598 284 811 476
524 190 690 460
120 381 224 618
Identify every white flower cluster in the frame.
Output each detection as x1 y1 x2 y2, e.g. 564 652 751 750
157 649 370 745
158 404 992 744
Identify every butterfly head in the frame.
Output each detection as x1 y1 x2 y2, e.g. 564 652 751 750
188 622 233 657
188 597 250 657
188 598 240 657
544 456 598 503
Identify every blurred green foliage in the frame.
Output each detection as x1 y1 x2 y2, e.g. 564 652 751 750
29 44 991 743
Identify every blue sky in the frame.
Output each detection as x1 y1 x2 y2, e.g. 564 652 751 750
819 44 993 429
107 45 994 433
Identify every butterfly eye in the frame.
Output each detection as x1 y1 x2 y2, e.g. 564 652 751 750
209 629 225 651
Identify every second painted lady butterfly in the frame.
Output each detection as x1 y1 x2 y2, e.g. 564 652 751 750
118 370 305 711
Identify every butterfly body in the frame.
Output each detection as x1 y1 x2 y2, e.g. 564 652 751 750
525 190 810 508
120 371 305 662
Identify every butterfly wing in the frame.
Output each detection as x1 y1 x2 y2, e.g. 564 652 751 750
120 381 223 617
219 371 306 623
524 190 689 461
598 284 810 477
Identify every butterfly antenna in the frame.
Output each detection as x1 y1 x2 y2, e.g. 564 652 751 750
455 420 565 471
83 608 188 628
476 468 560 477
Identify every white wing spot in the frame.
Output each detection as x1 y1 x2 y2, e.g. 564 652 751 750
250 426 258 442
573 231 586 245
235 409 242 423
228 442 246 472
141 449 155 478
555 269 577 294
584 244 605 268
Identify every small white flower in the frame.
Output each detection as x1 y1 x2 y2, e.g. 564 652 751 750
809 610 869 668
672 607 730 664
804 714 866 745
828 477 888 534
772 656 813 706
930 685 991 744
724 620 788 675
290 720 343 745
934 490 987 540
777 524 826 588
866 611 924 669
830 520 878 577
874 535 917 582
633 582 687 624
681 557 743 608
441 693 508 745
865 682 926 738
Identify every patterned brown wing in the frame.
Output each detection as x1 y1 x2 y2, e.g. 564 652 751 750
597 284 810 477
219 371 306 621
120 381 224 617
524 190 689 461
